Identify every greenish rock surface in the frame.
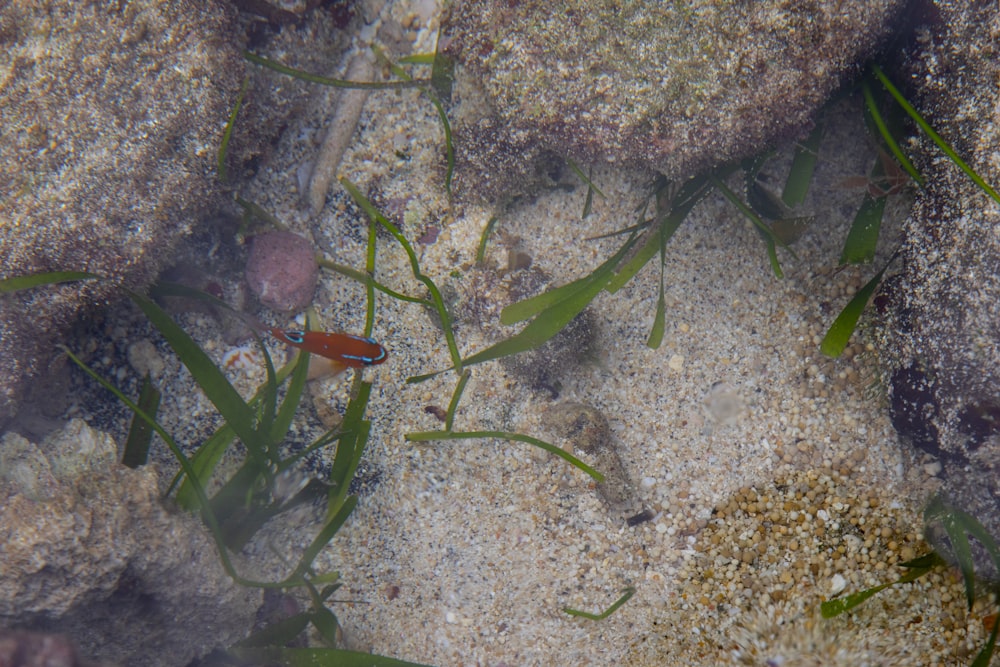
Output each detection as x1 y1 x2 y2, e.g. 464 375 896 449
443 0 906 201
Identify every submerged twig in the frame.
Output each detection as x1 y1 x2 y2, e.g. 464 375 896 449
306 53 375 215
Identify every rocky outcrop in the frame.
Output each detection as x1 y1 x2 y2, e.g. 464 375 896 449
442 0 908 201
872 1 1000 567
0 420 260 666
0 1 245 426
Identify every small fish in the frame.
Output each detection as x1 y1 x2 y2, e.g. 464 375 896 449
267 328 388 368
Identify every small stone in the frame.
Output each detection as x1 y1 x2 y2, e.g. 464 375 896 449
127 339 165 380
829 573 848 595
245 232 319 314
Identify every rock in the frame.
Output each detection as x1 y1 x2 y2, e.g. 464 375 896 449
245 231 320 314
0 0 245 427
0 420 261 667
871 1 1000 572
0 628 102 667
442 0 907 202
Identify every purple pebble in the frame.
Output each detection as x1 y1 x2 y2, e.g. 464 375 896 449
245 231 319 314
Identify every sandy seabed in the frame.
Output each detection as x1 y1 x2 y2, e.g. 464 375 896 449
71 6 991 665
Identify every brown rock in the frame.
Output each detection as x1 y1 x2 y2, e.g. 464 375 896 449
0 420 260 667
0 0 245 426
443 0 907 201
245 231 319 314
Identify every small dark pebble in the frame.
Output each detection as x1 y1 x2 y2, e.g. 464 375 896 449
424 405 448 421
627 509 655 527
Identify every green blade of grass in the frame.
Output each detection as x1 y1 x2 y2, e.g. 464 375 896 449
925 495 1000 611
121 374 161 469
782 118 825 208
326 380 373 519
567 159 606 219
861 77 923 188
258 329 281 459
582 184 595 219
840 192 887 265
174 422 237 510
476 211 501 265
765 237 783 279
269 348 311 444
0 271 100 293
309 606 341 647
606 210 682 294
711 173 797 274
341 178 463 373
229 646 434 667
364 197 379 337
406 430 604 482
373 45 454 198
444 370 471 432
127 290 272 465
430 49 455 103
872 64 1000 204
235 194 289 233
426 89 455 198
820 554 940 618
500 234 634 325
563 586 635 620
292 494 359 584
606 174 713 293
398 48 455 102
646 281 666 349
148 281 286 450
244 51 424 90
279 429 348 472
397 54 435 65
646 219 668 349
819 261 890 357
218 76 249 183
461 271 612 369
318 258 430 305
566 159 606 199
172 344 301 508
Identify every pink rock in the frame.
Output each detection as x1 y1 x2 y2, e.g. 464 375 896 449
245 232 318 314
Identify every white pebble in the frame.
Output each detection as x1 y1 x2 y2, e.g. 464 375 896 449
830 573 847 595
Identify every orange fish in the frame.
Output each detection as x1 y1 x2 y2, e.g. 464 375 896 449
267 328 388 368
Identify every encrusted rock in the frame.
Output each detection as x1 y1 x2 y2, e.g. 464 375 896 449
442 0 907 202
0 420 261 667
0 0 244 426
872 1 1000 570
